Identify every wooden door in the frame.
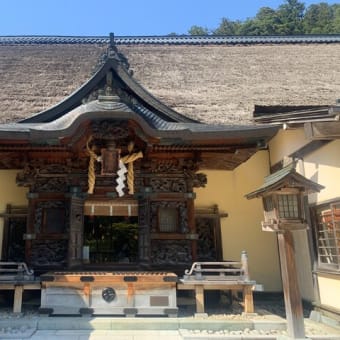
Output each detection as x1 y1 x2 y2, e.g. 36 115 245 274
195 206 223 261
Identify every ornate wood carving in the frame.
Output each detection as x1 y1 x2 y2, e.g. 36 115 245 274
144 158 198 173
151 240 192 265
35 178 69 193
91 120 129 141
186 172 207 190
31 239 68 267
150 177 187 193
16 161 88 191
0 152 24 169
196 217 217 261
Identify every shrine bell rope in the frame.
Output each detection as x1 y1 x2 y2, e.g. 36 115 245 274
86 137 100 194
86 138 143 195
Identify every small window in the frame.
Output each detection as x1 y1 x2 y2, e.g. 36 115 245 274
43 208 66 233
158 207 178 232
277 194 300 219
314 202 340 270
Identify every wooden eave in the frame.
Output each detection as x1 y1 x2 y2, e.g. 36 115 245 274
0 98 279 171
0 98 279 146
253 105 334 125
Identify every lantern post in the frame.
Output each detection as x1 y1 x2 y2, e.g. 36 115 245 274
246 163 324 339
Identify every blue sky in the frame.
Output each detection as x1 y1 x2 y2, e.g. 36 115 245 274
0 0 338 36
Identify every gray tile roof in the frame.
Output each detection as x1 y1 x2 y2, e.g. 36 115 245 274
1 35 340 45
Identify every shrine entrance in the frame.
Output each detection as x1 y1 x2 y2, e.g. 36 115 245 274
83 215 138 265
83 199 139 267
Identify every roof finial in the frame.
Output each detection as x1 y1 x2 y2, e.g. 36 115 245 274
104 32 130 70
109 32 115 49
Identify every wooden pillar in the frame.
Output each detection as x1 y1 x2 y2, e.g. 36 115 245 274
68 192 84 269
13 285 23 313
187 196 197 261
243 286 254 313
195 285 205 313
277 230 305 339
25 194 37 266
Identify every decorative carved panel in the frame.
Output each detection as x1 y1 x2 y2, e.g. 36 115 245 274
196 217 218 261
16 161 88 191
34 178 69 193
151 240 192 265
31 239 68 267
0 152 24 169
186 172 207 190
195 206 223 261
150 177 187 193
144 158 199 174
91 120 129 140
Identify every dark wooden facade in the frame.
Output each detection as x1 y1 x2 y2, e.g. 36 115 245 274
0 42 277 273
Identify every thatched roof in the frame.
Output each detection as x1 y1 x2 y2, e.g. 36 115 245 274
0 36 340 125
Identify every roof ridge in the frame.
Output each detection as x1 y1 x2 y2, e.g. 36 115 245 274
1 34 340 45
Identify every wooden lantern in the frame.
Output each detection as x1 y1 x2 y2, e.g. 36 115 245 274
246 163 324 232
261 188 306 232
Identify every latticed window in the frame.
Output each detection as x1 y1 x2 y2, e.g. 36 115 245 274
277 194 300 219
158 207 178 232
263 196 274 212
314 202 340 270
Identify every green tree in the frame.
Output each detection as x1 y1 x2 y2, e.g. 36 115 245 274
239 7 282 35
331 4 340 33
255 7 282 34
213 18 241 35
304 3 335 34
188 0 339 36
277 0 305 34
238 19 262 35
188 25 209 35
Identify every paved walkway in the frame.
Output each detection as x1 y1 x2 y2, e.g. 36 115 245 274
1 316 339 339
15 329 182 340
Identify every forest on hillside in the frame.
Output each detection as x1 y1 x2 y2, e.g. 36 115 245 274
185 0 340 35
